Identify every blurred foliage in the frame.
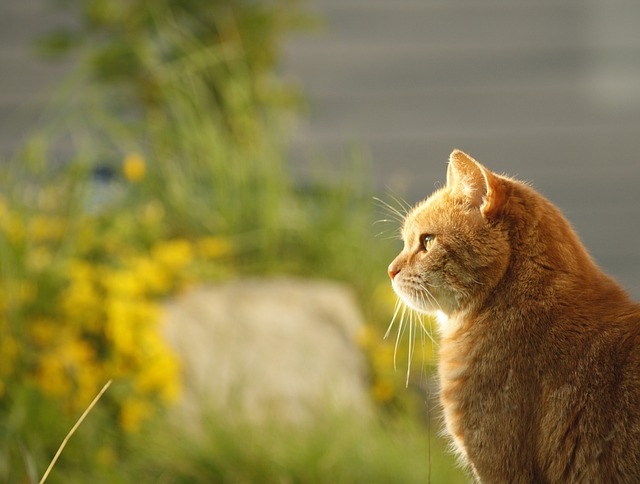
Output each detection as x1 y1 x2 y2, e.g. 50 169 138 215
124 409 466 484
0 160 237 480
39 0 302 147
0 0 466 481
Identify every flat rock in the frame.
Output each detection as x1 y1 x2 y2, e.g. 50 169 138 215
163 277 372 425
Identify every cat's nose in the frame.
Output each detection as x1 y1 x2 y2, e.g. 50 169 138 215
388 263 400 280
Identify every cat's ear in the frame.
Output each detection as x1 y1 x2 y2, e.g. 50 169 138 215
446 149 505 218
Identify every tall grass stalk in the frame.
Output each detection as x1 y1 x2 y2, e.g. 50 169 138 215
39 380 112 484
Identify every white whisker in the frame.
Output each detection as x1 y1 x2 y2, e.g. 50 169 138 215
393 304 409 370
419 310 438 347
384 297 404 339
373 195 412 227
406 310 418 386
375 230 403 241
372 213 403 240
386 193 413 214
386 288 439 386
373 200 405 223
419 283 443 312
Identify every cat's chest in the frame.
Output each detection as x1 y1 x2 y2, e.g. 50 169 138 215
438 327 474 458
438 319 526 463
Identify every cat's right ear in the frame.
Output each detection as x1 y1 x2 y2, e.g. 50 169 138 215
446 149 505 218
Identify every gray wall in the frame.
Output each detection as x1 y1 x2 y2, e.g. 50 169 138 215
0 0 74 154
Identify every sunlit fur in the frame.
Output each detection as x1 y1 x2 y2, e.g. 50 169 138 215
388 150 640 482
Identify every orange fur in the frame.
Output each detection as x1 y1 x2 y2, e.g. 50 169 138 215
388 150 640 482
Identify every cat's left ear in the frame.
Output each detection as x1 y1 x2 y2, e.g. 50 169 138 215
446 149 505 218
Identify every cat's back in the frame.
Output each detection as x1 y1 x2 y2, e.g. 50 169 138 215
535 290 640 481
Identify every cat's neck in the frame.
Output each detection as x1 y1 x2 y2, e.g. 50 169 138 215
443 257 634 344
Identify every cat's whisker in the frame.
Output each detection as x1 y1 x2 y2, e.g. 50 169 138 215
373 196 410 224
386 192 413 215
422 291 437 311
421 280 444 289
373 218 389 225
419 312 438 347
373 196 403 217
386 290 440 387
393 303 409 371
373 218 398 226
414 293 438 347
375 232 397 240
373 224 403 240
419 283 443 312
384 297 404 339
405 310 414 386
372 214 403 240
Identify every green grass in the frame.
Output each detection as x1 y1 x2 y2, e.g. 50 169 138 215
93 409 467 484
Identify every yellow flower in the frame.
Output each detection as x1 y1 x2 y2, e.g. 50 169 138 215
27 215 66 242
63 338 95 364
36 353 71 397
135 349 181 403
120 398 152 432
123 152 146 182
152 239 193 272
0 336 19 374
29 319 57 347
75 364 103 407
129 256 171 295
0 211 24 244
196 236 232 259
61 264 101 325
104 268 145 298
27 246 53 272
68 260 95 283
105 299 138 356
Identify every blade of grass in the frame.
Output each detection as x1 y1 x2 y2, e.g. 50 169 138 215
39 379 112 484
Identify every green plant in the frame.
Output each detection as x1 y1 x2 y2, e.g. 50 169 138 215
39 0 302 132
124 409 468 484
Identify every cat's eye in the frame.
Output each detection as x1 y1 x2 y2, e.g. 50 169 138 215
421 234 435 251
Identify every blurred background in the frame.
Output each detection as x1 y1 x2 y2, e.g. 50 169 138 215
1 0 639 482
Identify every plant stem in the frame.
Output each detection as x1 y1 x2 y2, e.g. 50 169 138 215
39 380 112 484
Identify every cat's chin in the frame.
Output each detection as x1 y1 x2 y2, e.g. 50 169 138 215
393 284 441 315
394 291 461 335
392 280 458 316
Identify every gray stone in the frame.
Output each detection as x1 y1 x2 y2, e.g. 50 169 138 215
163 278 372 425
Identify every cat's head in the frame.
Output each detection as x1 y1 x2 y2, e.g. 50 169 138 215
388 150 513 318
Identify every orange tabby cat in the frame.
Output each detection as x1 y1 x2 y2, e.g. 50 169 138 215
388 150 640 482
